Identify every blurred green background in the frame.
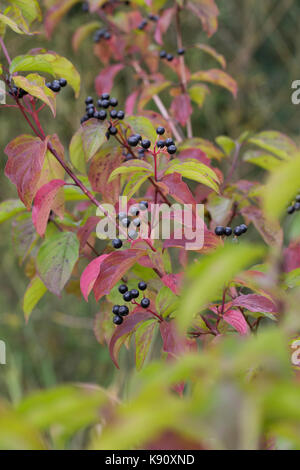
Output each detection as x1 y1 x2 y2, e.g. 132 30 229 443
1 0 300 403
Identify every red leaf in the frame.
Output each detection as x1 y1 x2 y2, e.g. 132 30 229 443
232 294 277 314
93 249 147 301
154 7 175 45
80 254 109 301
159 173 197 205
187 0 219 37
160 321 197 358
125 90 139 115
161 273 183 295
284 239 300 272
94 64 124 96
88 150 122 204
32 179 65 237
109 311 153 368
223 309 249 336
77 216 100 250
45 0 78 38
5 135 48 209
171 94 192 127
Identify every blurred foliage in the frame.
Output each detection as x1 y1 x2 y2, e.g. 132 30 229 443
1 0 300 449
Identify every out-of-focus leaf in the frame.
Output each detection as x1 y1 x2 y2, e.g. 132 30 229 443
154 7 175 44
216 136 235 156
37 232 79 296
232 294 277 314
123 173 149 200
241 205 283 246
11 0 42 25
191 69 237 98
196 43 226 68
170 94 192 126
248 131 297 160
44 0 81 38
187 0 219 37
72 21 101 51
0 9 30 35
178 138 224 160
178 243 265 331
0 199 25 223
0 409 45 450
222 309 249 336
188 83 210 108
23 276 47 321
243 150 282 171
139 81 171 109
95 63 124 96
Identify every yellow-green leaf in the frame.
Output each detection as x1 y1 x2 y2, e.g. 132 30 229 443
13 73 56 116
23 276 47 321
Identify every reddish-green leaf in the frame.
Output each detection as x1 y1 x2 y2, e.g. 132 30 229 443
191 69 237 98
32 179 65 237
45 0 81 38
170 94 192 127
135 319 157 371
5 135 48 209
94 64 124 96
13 73 56 116
223 309 249 336
187 0 219 37
72 21 101 52
80 254 109 301
232 294 278 314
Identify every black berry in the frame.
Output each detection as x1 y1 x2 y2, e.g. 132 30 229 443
167 144 177 155
101 99 110 108
133 218 141 227
123 291 132 302
233 226 243 237
109 126 118 135
224 227 232 236
296 195 300 202
295 202 300 211
130 289 139 299
104 31 111 40
215 226 225 236
156 126 165 135
177 48 185 55
121 217 131 228
98 110 107 120
101 93 110 100
240 224 248 234
117 110 125 120
110 97 118 107
128 136 139 147
112 305 120 314
113 314 123 325
166 53 174 62
59 78 67 87
128 230 138 240
110 109 118 119
118 284 128 294
165 138 174 147
129 206 139 216
139 201 148 210
157 140 165 148
85 96 93 105
119 305 129 316
141 139 151 149
112 238 123 249
287 205 295 214
49 81 61 92
138 281 147 291
141 298 150 308
160 50 167 59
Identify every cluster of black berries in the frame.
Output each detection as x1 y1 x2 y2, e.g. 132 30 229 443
127 127 177 155
46 78 67 93
112 201 148 249
137 14 158 30
287 195 300 214
80 94 125 125
9 86 28 99
215 224 248 237
159 48 185 62
93 28 111 43
112 281 149 325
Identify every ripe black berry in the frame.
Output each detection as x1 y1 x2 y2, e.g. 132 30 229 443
117 110 125 120
296 195 300 202
156 126 165 135
224 227 232 236
109 126 118 135
101 93 110 100
85 96 94 105
141 139 151 149
287 205 295 214
123 291 132 302
110 97 118 107
295 202 300 211
177 48 185 55
160 50 167 59
165 138 174 147
93 111 100 119
138 149 145 157
138 281 147 291
233 226 243 237
138 20 148 30
139 201 148 210
130 289 139 299
157 140 165 148
118 284 128 294
128 136 139 147
133 218 141 227
148 14 159 21
119 305 129 316
240 224 248 234
101 99 110 108
129 206 139 216
166 53 174 62
112 305 120 314
98 110 107 120
87 107 95 117
81 115 89 123
50 81 61 92
112 238 123 249
110 109 118 119
167 144 177 155
121 217 131 228
59 78 67 87
113 315 123 325
128 230 138 240
215 226 225 236
141 298 150 308
104 31 111 40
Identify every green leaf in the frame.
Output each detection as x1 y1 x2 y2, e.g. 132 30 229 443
0 7 30 34
123 173 149 199
69 119 107 172
23 276 47 321
10 0 42 25
165 159 220 193
13 73 56 116
10 52 81 97
191 69 237 98
178 138 224 160
262 153 300 220
243 150 282 171
248 131 297 161
188 83 210 108
156 286 179 318
12 213 38 263
283 268 300 289
37 232 79 296
177 243 265 331
195 44 226 68
216 136 235 156
0 199 25 223
108 160 153 183
124 116 157 143
135 319 157 371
